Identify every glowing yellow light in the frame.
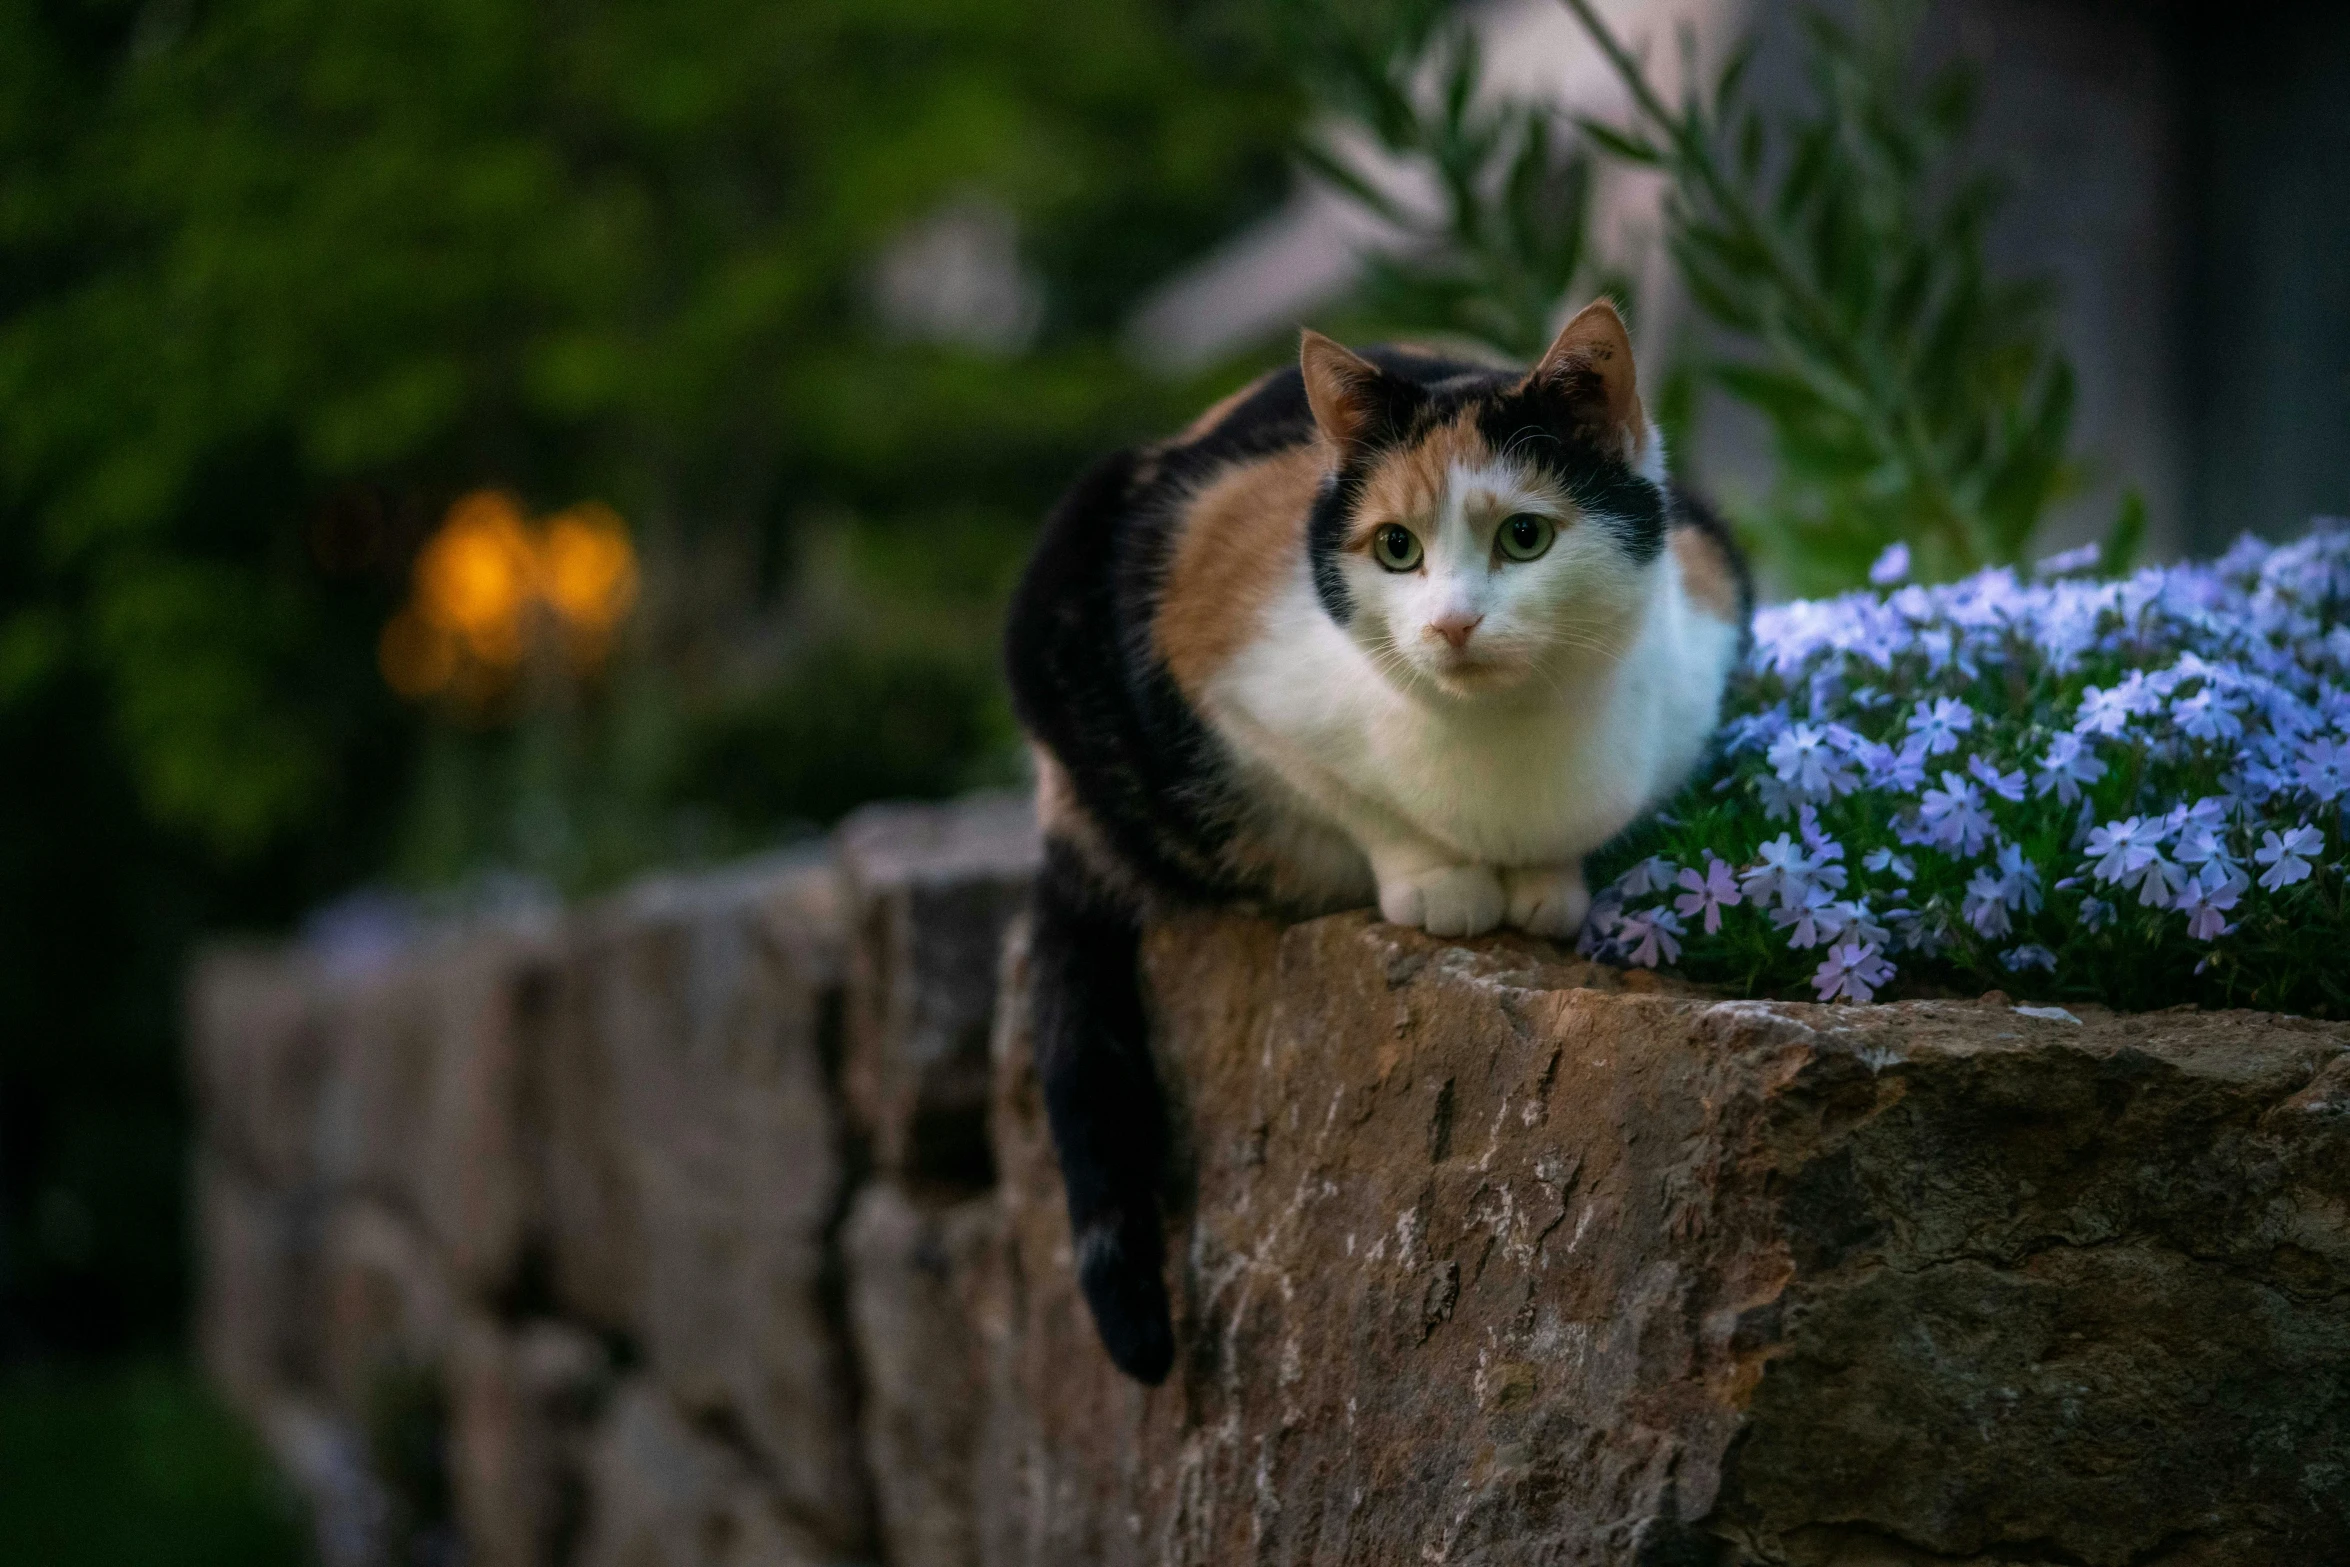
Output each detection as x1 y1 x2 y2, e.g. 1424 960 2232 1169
541 502 639 633
415 490 534 663
380 488 642 705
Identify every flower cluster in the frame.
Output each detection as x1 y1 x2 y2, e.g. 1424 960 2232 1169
1583 524 2350 1014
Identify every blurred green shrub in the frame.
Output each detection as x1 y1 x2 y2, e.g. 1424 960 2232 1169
1280 0 1624 361
1564 0 2086 588
0 1363 307 1566
1287 0 2101 591
0 0 1298 1358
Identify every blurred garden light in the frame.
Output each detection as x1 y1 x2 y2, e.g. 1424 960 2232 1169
379 490 639 703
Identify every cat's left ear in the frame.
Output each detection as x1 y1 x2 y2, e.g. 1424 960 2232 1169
1526 299 1648 464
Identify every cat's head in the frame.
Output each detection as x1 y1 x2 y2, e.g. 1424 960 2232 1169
1301 300 1669 703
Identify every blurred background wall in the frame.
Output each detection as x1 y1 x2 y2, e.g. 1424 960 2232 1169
0 0 2342 1556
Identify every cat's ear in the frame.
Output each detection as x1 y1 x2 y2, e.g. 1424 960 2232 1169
1300 330 1407 450
1526 299 1647 461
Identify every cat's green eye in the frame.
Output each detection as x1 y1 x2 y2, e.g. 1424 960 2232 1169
1371 524 1423 572
1496 512 1555 562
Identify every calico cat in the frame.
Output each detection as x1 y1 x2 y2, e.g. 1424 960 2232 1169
1003 300 1749 1382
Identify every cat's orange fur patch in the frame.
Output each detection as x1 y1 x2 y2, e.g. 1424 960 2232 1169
1670 526 1741 621
1154 445 1327 698
1344 410 1492 549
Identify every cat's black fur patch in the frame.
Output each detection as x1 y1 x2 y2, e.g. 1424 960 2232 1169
1475 380 1668 563
1004 342 1710 1383
1028 838 1174 1383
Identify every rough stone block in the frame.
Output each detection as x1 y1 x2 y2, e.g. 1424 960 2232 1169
980 910 2350 1567
839 793 1037 1185
575 1380 830 1567
188 945 331 1193
844 1177 1002 1567
545 853 869 1556
447 1314 610 1567
320 1200 455 1422
312 920 555 1302
194 1154 327 1412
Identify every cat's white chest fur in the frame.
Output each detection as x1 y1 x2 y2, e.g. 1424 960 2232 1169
1203 552 1737 921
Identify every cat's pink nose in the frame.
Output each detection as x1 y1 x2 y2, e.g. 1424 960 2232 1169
1427 612 1482 650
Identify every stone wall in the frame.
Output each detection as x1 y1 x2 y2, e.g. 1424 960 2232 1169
191 793 2350 1567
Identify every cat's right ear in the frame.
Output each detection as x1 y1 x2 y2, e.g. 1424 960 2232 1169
1300 330 1399 450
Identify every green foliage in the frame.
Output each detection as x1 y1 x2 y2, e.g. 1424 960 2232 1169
1563 0 2081 588
0 1363 307 1566
1276 0 1621 361
0 0 1294 877
0 0 1299 1359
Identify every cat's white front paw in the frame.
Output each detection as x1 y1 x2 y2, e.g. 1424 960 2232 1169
1378 865 1505 938
1504 863 1590 938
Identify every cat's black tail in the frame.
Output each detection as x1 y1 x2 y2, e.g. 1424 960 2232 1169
1029 835 1174 1384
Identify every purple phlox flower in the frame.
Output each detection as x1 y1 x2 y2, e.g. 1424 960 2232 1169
1846 684 1893 711
2075 673 2161 737
2085 817 2167 886
2033 542 2100 578
2128 853 2188 908
2177 688 2243 742
1916 626 1957 676
1906 697 1976 756
1812 940 1895 1004
2297 736 2350 802
1828 899 1892 949
1574 893 1625 959
1863 846 1916 882
1797 804 1848 861
1755 774 1806 821
2254 825 2324 892
1615 855 1680 898
2078 895 2115 933
1858 736 1930 793
2258 685 2321 742
1769 883 1843 949
2176 860 2248 941
2171 685 2245 743
2177 794 2232 832
2000 944 2059 973
1740 835 1803 906
1672 856 1742 935
1961 845 2042 938
2031 592 2103 675
1722 705 1792 757
1962 870 2014 938
1914 772 1997 857
2214 531 2270 581
1966 754 2027 803
2170 803 2238 875
1619 906 1684 968
1869 541 1911 586
1740 832 1847 909
1767 723 1860 798
2171 821 2227 871
1993 843 2045 913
